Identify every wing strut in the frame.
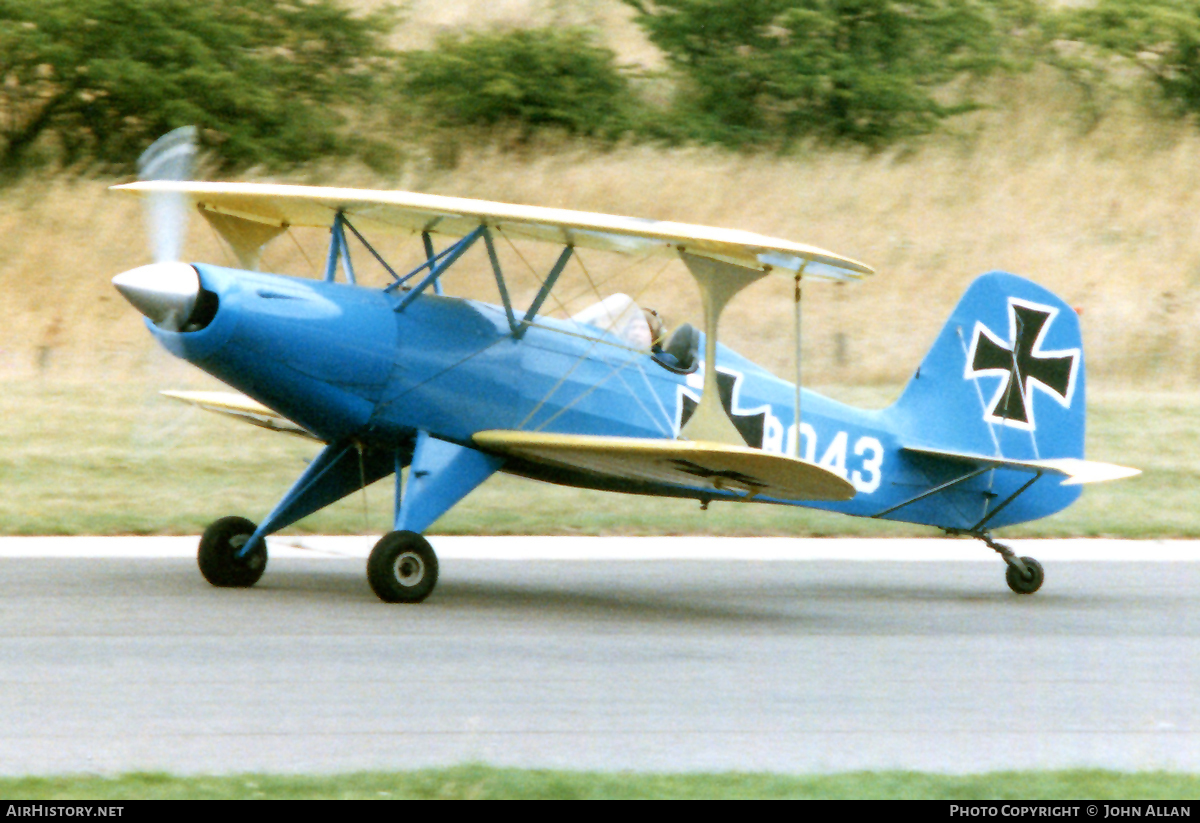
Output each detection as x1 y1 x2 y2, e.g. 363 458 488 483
323 211 356 284
678 253 769 445
516 245 574 339
793 271 804 453
342 215 402 283
421 232 444 295
392 225 486 311
482 227 519 334
200 210 285 271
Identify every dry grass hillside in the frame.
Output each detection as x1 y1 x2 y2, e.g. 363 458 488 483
356 0 663 67
1 0 1199 393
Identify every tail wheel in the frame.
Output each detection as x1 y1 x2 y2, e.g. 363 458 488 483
198 516 267 588
1005 556 1044 595
367 531 439 603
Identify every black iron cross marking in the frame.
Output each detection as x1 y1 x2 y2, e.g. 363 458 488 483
670 459 764 490
966 299 1078 430
678 369 766 448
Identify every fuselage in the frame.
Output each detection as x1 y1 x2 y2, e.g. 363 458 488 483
148 264 1079 530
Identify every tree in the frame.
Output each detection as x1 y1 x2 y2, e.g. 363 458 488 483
398 28 635 140
1058 0 1200 117
623 0 1037 146
0 0 394 176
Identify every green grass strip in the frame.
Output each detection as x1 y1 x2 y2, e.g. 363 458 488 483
2 381 1198 539
2 767 1198 800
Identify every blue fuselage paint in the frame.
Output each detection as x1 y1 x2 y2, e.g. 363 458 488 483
148 264 1082 531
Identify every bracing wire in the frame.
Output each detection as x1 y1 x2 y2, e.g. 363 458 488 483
204 218 237 268
289 230 318 279
368 335 513 420
356 441 370 533
518 258 674 433
499 231 576 320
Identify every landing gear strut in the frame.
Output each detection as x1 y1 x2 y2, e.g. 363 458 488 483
981 532 1044 595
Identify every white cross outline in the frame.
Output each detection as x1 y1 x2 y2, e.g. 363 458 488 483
674 364 773 445
963 297 1080 432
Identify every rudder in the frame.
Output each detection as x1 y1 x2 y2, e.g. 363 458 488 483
890 271 1085 464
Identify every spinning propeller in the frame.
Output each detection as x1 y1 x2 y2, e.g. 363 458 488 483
111 126 205 332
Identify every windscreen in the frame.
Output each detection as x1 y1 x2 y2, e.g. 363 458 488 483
568 293 652 350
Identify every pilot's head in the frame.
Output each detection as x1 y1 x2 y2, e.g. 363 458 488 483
644 308 665 346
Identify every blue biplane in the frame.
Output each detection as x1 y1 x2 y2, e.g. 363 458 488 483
110 129 1139 602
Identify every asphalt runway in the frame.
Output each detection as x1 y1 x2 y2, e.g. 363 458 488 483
1 536 1198 775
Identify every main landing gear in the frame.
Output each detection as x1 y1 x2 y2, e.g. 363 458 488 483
197 517 442 603
980 532 1044 595
192 430 499 604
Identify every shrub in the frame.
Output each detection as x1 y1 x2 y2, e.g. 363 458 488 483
624 0 1040 146
1057 0 1200 117
399 27 636 140
0 0 394 176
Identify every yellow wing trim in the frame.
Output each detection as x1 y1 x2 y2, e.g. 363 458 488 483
112 181 873 281
474 430 856 502
161 390 318 440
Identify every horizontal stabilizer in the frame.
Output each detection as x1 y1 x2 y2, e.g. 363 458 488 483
161 390 318 440
474 431 856 501
903 445 1140 486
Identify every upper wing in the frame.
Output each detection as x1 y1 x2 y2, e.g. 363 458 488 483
903 445 1141 485
112 181 873 281
473 430 856 501
161 390 318 440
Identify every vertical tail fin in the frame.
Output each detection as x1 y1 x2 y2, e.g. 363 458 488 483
890 271 1085 463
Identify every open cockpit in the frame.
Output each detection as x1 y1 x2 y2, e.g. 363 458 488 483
568 292 699 373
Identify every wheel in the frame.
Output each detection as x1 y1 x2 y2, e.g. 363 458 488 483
198 516 267 588
367 530 439 603
1005 556 1044 595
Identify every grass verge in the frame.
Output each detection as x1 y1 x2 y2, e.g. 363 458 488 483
2 374 1195 538
2 767 1198 800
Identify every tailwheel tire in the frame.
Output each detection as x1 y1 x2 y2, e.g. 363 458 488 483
198 516 267 588
367 530 439 603
1005 556 1044 595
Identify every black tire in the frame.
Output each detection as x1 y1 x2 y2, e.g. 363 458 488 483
1005 556 1044 595
198 516 267 588
367 531 439 603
